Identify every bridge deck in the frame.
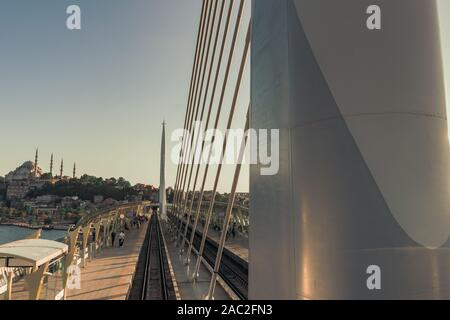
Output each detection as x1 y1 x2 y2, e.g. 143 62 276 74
66 222 149 300
177 218 248 262
196 223 248 262
161 221 231 300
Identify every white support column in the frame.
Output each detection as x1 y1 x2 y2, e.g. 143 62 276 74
251 0 450 299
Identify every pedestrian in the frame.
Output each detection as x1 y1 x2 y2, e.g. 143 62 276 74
135 216 140 229
119 231 125 248
111 231 116 247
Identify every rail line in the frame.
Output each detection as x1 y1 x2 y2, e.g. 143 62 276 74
129 214 176 300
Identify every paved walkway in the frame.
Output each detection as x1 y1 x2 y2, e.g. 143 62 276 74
161 221 231 300
202 226 248 262
66 223 149 300
179 219 248 262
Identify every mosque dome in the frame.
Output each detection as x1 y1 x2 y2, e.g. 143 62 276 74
5 161 43 182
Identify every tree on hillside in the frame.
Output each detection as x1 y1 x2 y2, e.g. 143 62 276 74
27 176 138 202
117 177 131 189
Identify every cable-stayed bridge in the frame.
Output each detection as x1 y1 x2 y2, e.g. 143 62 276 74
2 0 449 301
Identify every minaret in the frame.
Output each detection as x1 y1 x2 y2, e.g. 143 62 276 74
159 120 167 221
50 153 54 176
34 148 39 174
73 162 76 179
60 159 64 179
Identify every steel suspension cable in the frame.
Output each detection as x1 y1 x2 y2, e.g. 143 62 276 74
177 0 232 253
183 0 239 263
174 0 212 222
172 0 207 221
206 108 249 300
176 1 218 244
176 0 220 240
176 0 226 248
192 7 250 280
175 0 215 236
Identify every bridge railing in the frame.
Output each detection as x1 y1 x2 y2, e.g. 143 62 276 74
0 201 151 300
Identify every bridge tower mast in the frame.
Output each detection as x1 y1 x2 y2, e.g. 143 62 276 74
160 120 167 221
50 153 53 176
34 148 38 175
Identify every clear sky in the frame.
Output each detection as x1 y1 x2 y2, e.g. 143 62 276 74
0 1 448 192
438 0 450 134
0 0 251 192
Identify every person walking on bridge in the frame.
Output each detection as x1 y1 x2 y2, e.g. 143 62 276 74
111 230 116 247
118 231 125 248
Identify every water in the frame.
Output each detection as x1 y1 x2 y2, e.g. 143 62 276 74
0 226 67 245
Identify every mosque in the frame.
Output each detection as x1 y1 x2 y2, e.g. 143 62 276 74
5 149 76 201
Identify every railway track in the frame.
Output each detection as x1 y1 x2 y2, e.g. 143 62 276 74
175 218 248 300
129 214 176 300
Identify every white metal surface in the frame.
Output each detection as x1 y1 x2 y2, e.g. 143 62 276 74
250 0 450 299
0 239 68 269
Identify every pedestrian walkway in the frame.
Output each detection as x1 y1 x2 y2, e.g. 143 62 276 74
179 218 248 262
161 221 231 300
66 223 149 300
203 226 248 262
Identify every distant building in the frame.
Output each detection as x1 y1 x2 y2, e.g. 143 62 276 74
61 196 81 209
5 161 43 182
23 198 58 216
36 195 59 204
